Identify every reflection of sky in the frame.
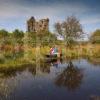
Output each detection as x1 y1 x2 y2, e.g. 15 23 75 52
0 59 100 99
0 0 100 36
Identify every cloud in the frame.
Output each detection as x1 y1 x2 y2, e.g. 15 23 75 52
0 0 100 33
81 18 100 25
0 1 90 18
80 13 100 25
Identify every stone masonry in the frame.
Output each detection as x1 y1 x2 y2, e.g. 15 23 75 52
27 16 49 33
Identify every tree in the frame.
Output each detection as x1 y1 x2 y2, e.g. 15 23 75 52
55 22 62 35
12 29 24 44
0 29 9 39
27 32 37 46
55 16 84 47
0 29 9 45
28 31 57 46
90 29 100 44
13 29 24 39
41 31 57 46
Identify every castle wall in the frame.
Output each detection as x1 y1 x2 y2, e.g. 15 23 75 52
27 17 49 33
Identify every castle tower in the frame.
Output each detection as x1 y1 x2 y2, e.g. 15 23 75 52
27 16 35 32
38 18 49 32
27 16 49 33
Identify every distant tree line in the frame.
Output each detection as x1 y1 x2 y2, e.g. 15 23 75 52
0 15 99 49
0 29 24 46
0 29 57 48
89 29 100 44
27 30 57 46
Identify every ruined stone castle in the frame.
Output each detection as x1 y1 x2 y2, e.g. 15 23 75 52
27 16 49 33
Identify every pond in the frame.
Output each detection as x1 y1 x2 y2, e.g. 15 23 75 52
0 58 100 100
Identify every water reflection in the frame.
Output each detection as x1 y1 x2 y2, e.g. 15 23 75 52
0 61 51 99
33 60 51 75
45 57 63 68
0 61 51 78
87 58 100 66
40 63 51 73
55 61 83 91
0 58 100 100
51 58 63 68
0 74 19 100
0 64 36 78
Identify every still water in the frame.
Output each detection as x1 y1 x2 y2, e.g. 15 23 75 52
0 59 100 100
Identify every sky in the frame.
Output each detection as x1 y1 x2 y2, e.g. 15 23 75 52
0 0 100 38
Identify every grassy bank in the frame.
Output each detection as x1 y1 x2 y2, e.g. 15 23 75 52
0 44 99 69
39 44 100 58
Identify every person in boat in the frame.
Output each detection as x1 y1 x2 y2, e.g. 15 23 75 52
50 47 54 55
50 46 57 55
50 46 62 58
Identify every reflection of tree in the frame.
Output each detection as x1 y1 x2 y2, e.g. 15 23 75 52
0 60 50 78
35 60 51 74
88 58 100 66
28 65 36 76
0 64 35 78
27 58 51 75
0 64 37 99
55 61 83 91
51 58 63 67
40 62 51 73
0 77 18 99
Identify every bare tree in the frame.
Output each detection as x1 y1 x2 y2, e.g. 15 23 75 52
55 16 84 47
55 22 62 35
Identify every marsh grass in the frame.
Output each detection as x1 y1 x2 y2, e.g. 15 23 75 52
0 44 99 69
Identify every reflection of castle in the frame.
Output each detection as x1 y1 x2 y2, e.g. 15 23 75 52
27 16 49 33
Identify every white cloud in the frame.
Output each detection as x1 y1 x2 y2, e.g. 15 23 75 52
0 0 100 34
0 1 89 19
81 18 100 24
81 17 100 24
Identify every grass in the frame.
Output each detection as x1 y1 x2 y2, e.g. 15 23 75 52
0 44 99 69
